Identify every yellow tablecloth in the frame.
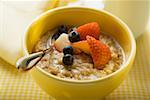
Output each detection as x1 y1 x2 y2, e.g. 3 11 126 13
0 31 150 100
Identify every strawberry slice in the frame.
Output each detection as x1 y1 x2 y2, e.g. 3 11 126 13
86 35 111 69
77 22 100 40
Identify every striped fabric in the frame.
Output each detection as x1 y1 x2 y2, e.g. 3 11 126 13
0 31 150 100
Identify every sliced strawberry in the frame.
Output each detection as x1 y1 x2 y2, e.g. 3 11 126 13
72 40 90 54
86 35 111 69
77 22 100 40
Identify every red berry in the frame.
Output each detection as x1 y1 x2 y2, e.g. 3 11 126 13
77 22 100 40
86 36 111 69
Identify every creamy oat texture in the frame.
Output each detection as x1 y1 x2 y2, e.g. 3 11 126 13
33 30 124 80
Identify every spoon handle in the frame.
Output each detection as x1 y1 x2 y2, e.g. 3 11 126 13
16 48 53 71
16 51 44 70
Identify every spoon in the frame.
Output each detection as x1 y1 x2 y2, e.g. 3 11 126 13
16 36 53 71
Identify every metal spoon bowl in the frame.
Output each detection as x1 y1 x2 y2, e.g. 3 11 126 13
16 35 54 71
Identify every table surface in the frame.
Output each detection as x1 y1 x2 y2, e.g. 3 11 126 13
0 31 150 100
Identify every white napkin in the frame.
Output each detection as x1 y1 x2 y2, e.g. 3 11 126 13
0 1 47 65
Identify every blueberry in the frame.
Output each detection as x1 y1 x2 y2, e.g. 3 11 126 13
62 54 74 65
63 46 73 55
68 31 80 43
58 25 67 34
52 25 67 40
52 33 61 40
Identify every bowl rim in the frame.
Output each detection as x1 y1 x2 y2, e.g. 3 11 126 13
23 6 136 84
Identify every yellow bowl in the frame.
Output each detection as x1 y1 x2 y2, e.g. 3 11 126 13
24 7 136 99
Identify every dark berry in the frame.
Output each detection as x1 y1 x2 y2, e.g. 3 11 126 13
52 33 61 40
62 54 74 65
52 25 67 40
63 46 73 55
68 31 80 43
58 25 68 34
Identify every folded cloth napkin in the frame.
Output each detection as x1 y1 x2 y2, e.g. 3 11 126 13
0 3 36 65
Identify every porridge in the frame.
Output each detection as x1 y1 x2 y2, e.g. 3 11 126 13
33 22 125 80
